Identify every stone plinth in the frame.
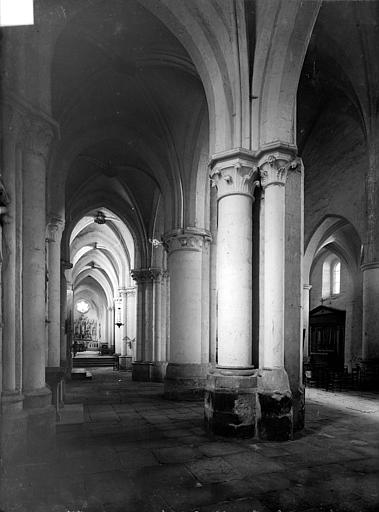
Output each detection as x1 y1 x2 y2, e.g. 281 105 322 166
1 392 28 463
292 385 305 432
164 363 210 400
204 366 258 438
45 366 65 420
151 361 168 382
119 356 133 371
132 361 153 381
204 366 294 441
24 387 56 456
257 368 293 441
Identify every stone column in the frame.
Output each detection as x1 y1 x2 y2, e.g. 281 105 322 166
45 217 65 419
65 280 74 367
46 218 64 366
362 262 379 360
126 287 136 359
130 269 154 381
257 150 301 440
118 288 128 370
209 186 218 363
205 150 259 436
161 271 169 363
22 117 56 453
302 284 312 359
0 116 28 460
0 105 26 457
163 228 211 399
150 269 168 382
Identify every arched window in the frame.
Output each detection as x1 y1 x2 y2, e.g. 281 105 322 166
322 260 331 299
321 256 341 299
332 260 341 295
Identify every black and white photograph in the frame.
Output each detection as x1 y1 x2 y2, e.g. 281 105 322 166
0 0 378 510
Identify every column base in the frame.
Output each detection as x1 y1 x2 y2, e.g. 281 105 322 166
292 385 305 432
132 361 153 381
257 368 293 441
204 366 258 438
45 366 65 420
151 361 168 382
1 392 28 463
119 356 133 371
24 387 56 456
164 363 210 400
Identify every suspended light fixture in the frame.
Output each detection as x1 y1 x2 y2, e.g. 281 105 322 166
115 297 124 328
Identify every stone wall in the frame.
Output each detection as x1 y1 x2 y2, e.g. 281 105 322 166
303 109 367 244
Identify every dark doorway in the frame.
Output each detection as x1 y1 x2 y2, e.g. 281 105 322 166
309 306 346 371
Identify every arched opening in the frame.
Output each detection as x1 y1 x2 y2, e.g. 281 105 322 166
303 216 362 387
66 208 137 373
48 0 211 387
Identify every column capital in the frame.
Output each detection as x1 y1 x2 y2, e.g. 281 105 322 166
130 268 164 283
258 150 302 189
46 216 64 242
209 149 259 201
163 228 212 254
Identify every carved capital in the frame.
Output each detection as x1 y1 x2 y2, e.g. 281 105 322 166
163 228 211 254
209 151 259 201
258 151 302 189
131 268 164 283
46 216 64 242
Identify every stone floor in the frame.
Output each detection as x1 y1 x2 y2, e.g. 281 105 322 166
1 368 379 512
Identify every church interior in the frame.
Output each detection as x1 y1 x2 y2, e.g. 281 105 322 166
1 0 379 510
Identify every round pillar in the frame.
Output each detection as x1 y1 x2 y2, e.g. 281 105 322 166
130 270 154 381
302 284 312 359
2 114 18 395
163 229 211 399
21 116 56 453
150 269 166 381
126 287 136 357
362 262 379 360
46 217 64 367
22 120 53 398
205 151 259 436
0 106 28 462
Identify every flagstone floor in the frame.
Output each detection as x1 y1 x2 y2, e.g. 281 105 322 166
2 368 379 512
